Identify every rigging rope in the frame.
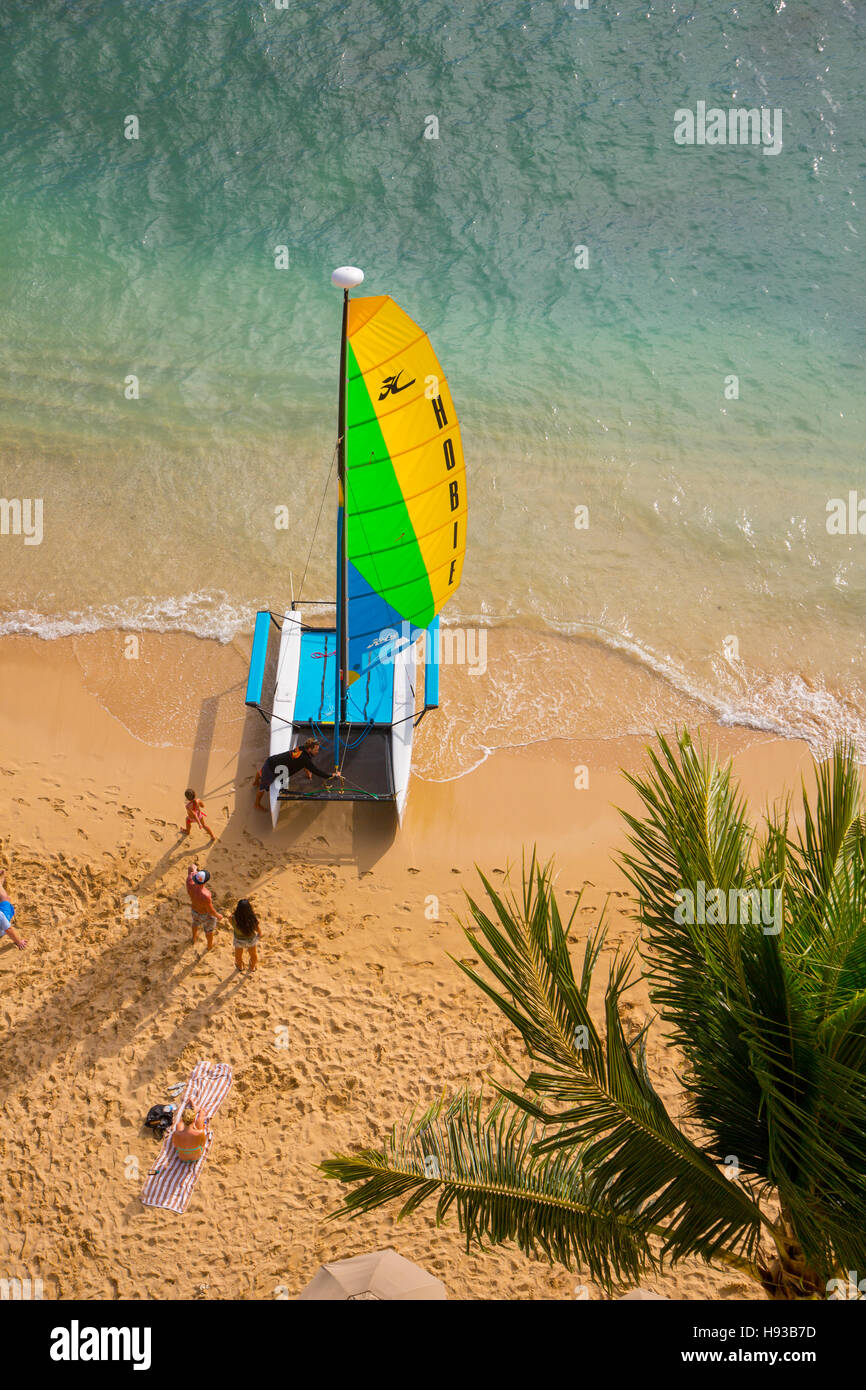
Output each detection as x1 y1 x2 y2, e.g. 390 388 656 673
271 441 339 709
298 441 338 603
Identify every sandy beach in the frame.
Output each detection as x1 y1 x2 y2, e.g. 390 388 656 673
0 631 819 1300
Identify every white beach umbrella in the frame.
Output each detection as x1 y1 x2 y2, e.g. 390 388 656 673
618 1288 669 1300
298 1248 446 1301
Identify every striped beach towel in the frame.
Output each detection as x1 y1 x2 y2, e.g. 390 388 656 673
140 1061 232 1214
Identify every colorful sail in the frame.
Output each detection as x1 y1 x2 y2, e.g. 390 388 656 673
343 295 467 677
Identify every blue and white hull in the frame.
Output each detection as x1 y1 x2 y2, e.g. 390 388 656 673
246 608 420 828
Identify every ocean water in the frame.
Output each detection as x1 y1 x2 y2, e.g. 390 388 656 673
1 0 864 759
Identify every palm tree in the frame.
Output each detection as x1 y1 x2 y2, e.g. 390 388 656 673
320 732 866 1299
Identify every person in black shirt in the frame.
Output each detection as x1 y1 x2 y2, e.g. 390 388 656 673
254 739 340 808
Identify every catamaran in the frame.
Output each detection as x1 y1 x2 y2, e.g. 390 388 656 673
244 266 467 826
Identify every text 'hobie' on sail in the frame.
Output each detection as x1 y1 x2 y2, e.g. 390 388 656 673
244 266 468 825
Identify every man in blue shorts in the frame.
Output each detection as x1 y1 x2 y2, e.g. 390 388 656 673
0 871 27 951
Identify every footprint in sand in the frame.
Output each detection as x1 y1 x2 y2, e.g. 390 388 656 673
451 867 461 875
407 866 421 874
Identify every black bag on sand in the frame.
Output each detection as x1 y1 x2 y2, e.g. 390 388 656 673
144 1104 175 1138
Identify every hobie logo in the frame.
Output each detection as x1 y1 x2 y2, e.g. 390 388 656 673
674 101 783 156
49 1321 152 1371
379 370 415 399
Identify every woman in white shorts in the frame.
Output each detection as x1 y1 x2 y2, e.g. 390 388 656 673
232 898 262 973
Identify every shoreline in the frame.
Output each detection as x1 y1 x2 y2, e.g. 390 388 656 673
0 612 861 768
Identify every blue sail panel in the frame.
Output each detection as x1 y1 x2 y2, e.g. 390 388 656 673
347 559 424 677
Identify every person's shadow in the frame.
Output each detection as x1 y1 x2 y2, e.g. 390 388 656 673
133 834 196 895
0 912 230 1106
130 967 246 1093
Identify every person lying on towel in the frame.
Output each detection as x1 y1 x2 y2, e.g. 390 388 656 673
171 1106 208 1164
254 739 342 808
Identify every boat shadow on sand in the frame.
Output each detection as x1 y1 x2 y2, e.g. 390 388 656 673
188 691 399 883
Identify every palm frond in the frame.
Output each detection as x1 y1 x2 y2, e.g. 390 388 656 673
319 734 866 1295
790 741 860 904
320 1090 653 1292
617 730 771 1168
619 733 866 1280
456 860 767 1267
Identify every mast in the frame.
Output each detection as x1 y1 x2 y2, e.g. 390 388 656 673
330 266 364 775
334 288 349 774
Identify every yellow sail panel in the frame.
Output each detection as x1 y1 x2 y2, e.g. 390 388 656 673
346 296 467 621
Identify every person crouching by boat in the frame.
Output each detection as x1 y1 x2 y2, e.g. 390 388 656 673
0 871 26 953
232 898 262 974
185 864 223 949
171 1104 208 1163
254 738 342 810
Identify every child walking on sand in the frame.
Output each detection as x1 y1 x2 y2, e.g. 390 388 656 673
186 865 223 949
182 788 216 841
232 898 262 974
0 871 26 952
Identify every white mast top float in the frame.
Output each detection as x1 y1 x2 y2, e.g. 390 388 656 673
331 266 365 289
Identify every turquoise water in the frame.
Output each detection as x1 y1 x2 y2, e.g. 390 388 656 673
0 0 864 752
